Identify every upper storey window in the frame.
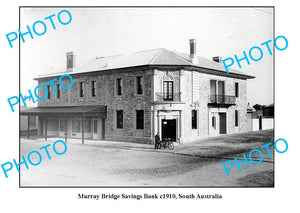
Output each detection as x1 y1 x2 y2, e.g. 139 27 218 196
235 82 239 98
136 76 143 95
56 84 60 99
79 82 84 97
163 81 173 101
116 78 122 96
91 80 96 97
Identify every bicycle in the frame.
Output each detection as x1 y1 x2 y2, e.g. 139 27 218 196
156 138 174 150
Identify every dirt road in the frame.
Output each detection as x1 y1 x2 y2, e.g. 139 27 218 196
20 130 274 187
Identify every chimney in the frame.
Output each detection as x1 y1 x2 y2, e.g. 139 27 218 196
66 52 76 72
189 39 198 64
212 56 222 63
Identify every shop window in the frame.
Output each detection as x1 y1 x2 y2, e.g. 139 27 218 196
60 119 66 131
72 119 81 132
84 119 91 132
93 120 97 134
47 118 58 131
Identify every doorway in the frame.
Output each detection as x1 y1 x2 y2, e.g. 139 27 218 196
161 119 176 141
93 119 99 139
101 118 105 139
219 113 227 134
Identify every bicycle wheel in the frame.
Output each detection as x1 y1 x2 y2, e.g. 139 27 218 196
168 142 174 150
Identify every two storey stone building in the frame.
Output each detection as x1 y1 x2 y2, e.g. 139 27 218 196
22 39 254 144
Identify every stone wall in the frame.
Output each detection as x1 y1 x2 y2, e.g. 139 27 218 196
37 66 250 144
153 68 249 143
37 68 153 144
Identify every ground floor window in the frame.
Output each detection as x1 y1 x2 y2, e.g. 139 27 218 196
84 119 92 132
212 116 216 129
72 119 81 132
136 110 144 129
29 116 36 128
93 120 97 134
116 110 123 129
192 110 197 129
67 118 93 133
47 118 59 131
235 110 239 127
60 119 66 131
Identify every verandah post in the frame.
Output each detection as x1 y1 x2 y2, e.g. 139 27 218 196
45 117 47 141
82 115 84 144
65 117 68 143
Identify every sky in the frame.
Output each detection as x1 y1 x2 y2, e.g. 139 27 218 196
20 7 273 106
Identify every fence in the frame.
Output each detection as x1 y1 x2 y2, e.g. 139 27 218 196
252 117 274 131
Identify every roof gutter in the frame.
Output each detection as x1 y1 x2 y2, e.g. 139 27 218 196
33 64 254 81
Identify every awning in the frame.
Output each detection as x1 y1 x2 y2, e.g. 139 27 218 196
20 105 107 117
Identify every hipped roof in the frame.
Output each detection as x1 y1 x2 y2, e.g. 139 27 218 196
34 48 255 80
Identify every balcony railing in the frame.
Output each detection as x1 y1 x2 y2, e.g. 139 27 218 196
208 95 236 105
155 92 181 102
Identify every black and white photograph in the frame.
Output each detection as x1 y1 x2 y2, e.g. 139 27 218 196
1 0 300 212
19 7 274 187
